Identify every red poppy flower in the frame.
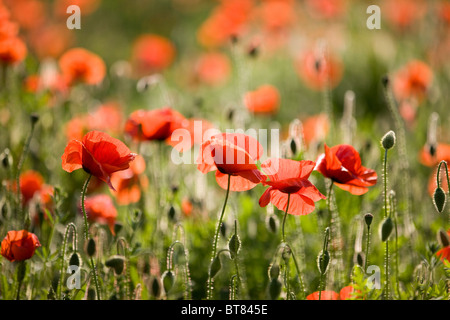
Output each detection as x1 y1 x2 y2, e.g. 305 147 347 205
392 60 432 104
54 0 101 17
19 170 44 205
0 36 27 65
181 197 194 217
244 85 280 115
383 0 427 30
296 49 343 91
125 107 192 151
306 290 339 300
110 155 148 205
339 285 357 300
28 24 73 59
436 229 450 262
259 0 295 32
6 0 46 30
59 48 106 86
61 131 137 190
197 132 264 191
305 0 346 19
315 144 377 195
1 230 41 262
82 194 117 235
194 52 231 86
419 143 450 167
131 34 175 76
259 158 325 215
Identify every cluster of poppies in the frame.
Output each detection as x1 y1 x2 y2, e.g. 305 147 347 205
197 132 377 215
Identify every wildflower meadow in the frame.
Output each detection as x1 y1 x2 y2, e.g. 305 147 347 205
1 0 450 309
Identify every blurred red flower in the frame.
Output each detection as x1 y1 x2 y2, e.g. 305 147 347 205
296 49 343 91
419 143 450 167
82 194 117 235
383 0 427 30
5 0 46 30
19 170 44 205
197 0 253 48
131 34 175 76
305 0 346 19
306 290 339 300
54 0 101 17
61 131 137 190
110 154 148 205
28 24 73 59
125 107 191 150
181 197 194 217
0 36 27 65
197 132 264 191
244 84 280 115
339 285 357 300
1 230 41 262
315 144 377 195
436 229 450 262
59 48 106 86
259 158 325 215
194 52 231 86
302 113 329 147
392 60 432 104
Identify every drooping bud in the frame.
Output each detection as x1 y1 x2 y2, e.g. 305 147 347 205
355 251 365 267
69 252 81 267
433 187 446 213
381 217 394 242
151 277 161 298
162 270 175 294
220 222 226 238
87 288 96 300
269 278 282 300
209 256 222 278
30 113 40 126
381 130 396 150
268 263 280 280
0 148 12 169
267 215 277 233
168 206 176 221
381 75 390 88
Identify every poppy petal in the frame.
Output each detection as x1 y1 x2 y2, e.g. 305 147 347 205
61 140 83 172
215 171 258 191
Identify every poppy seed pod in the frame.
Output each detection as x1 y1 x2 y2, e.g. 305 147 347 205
381 217 394 242
209 256 222 278
433 187 446 213
162 270 175 293
381 131 396 150
437 229 450 248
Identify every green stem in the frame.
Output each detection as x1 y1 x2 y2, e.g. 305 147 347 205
207 173 231 300
281 194 291 243
364 225 371 272
80 175 101 300
383 148 390 300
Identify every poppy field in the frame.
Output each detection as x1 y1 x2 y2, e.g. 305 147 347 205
1 0 450 302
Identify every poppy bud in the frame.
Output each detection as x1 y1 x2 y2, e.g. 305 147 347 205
355 251 365 267
209 256 222 278
269 278 282 300
168 206 176 221
381 131 396 150
69 252 81 267
433 187 446 213
86 238 96 257
87 288 96 300
1 148 12 169
268 263 280 280
105 255 125 275
381 217 394 242
437 229 450 247
364 213 373 228
114 222 123 236
151 277 161 298
289 138 297 156
30 113 39 126
317 250 330 275
228 234 241 260
428 143 437 157
220 222 226 238
267 215 277 233
162 270 175 293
